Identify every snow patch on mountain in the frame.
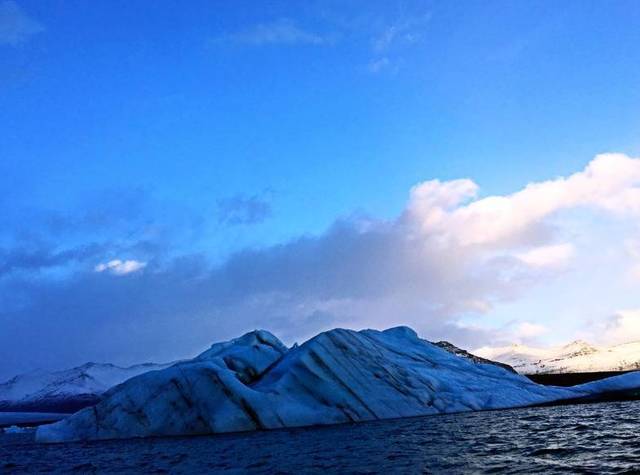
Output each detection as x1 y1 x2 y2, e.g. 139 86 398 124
474 340 640 374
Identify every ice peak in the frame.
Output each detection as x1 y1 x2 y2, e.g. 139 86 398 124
200 330 287 358
382 326 419 340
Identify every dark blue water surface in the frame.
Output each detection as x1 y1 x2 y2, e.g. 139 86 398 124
2 400 640 474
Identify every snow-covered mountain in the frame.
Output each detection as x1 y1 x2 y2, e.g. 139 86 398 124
36 326 640 443
474 340 640 374
0 361 175 413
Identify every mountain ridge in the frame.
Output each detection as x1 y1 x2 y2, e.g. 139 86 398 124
0 361 175 413
475 340 640 374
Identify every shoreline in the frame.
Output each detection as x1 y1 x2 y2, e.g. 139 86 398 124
526 370 637 386
0 412 69 429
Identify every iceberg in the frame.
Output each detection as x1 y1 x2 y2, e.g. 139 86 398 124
36 326 640 443
3 425 28 434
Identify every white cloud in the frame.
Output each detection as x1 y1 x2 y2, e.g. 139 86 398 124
601 309 640 344
624 238 640 280
95 259 146 276
515 243 574 269
212 18 333 47
407 153 640 247
0 0 43 46
515 321 549 340
406 178 478 229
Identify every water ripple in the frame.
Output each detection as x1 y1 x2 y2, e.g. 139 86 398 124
3 401 640 473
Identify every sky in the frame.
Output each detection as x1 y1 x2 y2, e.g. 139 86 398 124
1 0 640 379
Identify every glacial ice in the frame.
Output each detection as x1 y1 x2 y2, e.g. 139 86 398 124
36 326 640 443
3 425 28 434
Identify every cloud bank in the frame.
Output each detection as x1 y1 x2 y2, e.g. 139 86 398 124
2 153 640 379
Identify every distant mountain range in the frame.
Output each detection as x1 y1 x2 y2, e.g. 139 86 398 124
0 361 175 413
475 340 640 374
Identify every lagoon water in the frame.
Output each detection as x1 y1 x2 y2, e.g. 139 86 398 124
2 401 639 474
0 412 66 427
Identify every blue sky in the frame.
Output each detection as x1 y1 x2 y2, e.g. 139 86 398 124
2 0 640 378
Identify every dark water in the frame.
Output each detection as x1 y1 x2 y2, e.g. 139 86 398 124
3 401 640 474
